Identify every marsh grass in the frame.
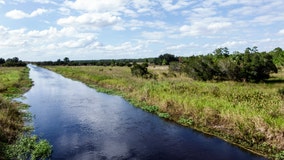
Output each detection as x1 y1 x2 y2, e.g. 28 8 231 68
47 65 284 158
0 67 39 159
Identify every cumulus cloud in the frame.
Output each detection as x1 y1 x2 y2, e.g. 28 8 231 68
33 0 56 4
1 0 284 60
64 0 125 12
207 22 232 32
220 40 248 48
278 29 284 35
159 0 192 11
180 20 231 36
0 27 27 47
130 0 157 13
166 44 186 50
5 8 47 19
57 13 121 29
58 36 96 48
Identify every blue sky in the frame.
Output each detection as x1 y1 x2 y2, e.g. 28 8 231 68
0 0 283 61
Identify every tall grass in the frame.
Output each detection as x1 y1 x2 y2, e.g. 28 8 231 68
0 67 33 159
47 65 284 158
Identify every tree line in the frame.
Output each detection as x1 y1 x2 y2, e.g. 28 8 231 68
2 46 283 82
0 57 26 67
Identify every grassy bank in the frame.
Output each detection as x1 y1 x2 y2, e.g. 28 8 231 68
0 67 32 159
47 65 284 159
0 67 52 160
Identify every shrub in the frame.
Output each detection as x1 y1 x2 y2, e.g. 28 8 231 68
6 135 52 160
158 112 170 119
141 105 159 113
130 63 153 79
178 117 194 126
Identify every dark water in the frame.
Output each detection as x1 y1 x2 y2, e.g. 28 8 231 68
20 65 265 160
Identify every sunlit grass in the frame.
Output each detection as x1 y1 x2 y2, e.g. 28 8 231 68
0 67 33 159
47 65 284 158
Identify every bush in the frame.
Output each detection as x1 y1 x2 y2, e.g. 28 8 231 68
179 48 278 82
141 105 159 113
6 135 52 160
158 112 170 119
130 63 153 79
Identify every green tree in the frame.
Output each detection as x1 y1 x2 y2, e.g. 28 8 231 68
63 57 70 65
154 53 178 65
0 58 5 65
4 57 26 67
213 47 229 58
174 47 278 82
270 47 284 66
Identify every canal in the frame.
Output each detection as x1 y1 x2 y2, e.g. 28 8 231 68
19 65 265 160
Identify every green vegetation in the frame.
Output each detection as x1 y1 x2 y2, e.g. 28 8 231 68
171 47 278 82
0 66 52 160
5 135 52 160
131 62 155 79
46 64 284 159
0 57 26 67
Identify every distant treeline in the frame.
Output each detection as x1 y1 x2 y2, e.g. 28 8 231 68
2 46 284 82
33 53 179 67
0 57 26 67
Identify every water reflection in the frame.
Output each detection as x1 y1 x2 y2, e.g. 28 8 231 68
20 65 265 160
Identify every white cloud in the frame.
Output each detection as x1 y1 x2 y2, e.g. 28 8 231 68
207 22 232 32
1 0 284 60
8 0 56 4
180 20 231 36
5 8 47 19
27 27 63 38
179 25 200 36
57 13 121 29
130 0 157 13
5 10 27 19
126 20 168 31
31 8 48 17
278 29 284 35
159 0 192 11
141 31 165 40
166 44 186 50
220 40 248 48
58 7 71 15
0 27 27 47
64 0 125 12
58 36 96 48
33 0 56 4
